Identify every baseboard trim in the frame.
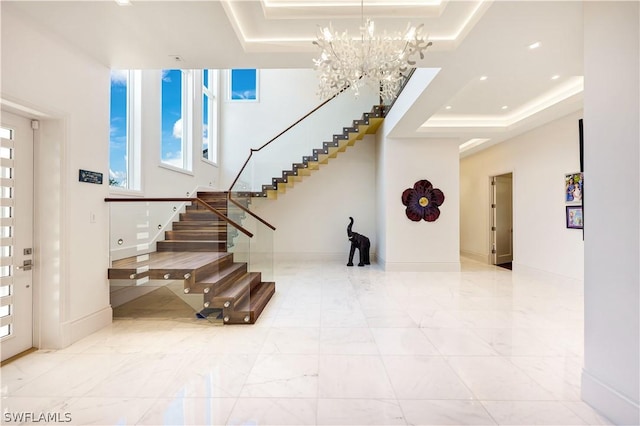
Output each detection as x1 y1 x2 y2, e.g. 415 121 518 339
460 250 489 264
513 262 584 282
60 306 112 349
581 369 640 425
274 252 377 263
381 261 461 272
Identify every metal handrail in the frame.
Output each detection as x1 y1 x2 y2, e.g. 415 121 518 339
104 197 253 238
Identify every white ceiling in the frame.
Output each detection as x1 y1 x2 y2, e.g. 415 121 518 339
3 0 584 156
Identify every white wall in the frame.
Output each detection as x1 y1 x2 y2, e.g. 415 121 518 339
220 69 319 190
219 69 379 192
374 68 460 271
376 132 461 271
217 69 382 262
460 111 585 280
582 3 640 425
2 7 112 347
2 9 225 348
251 135 377 261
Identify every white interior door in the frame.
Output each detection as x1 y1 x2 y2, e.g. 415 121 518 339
0 111 34 361
491 173 513 265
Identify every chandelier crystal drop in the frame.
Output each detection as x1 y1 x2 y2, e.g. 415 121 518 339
312 7 432 101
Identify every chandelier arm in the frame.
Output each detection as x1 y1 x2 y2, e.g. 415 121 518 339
328 42 341 62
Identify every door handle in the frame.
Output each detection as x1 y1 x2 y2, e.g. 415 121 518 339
16 260 32 271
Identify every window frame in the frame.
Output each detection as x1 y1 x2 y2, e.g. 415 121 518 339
109 69 142 192
160 69 194 172
202 69 219 166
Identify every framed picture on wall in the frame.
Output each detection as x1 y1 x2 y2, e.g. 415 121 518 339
565 172 583 203
566 205 584 229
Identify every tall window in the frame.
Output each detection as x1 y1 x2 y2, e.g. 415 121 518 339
229 69 258 101
161 69 193 170
202 69 219 164
109 70 140 190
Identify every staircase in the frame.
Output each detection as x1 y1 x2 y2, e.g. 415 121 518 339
108 192 275 324
244 104 385 200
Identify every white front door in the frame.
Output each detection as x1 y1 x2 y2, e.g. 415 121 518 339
0 111 34 361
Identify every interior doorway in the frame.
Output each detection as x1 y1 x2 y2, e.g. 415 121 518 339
491 173 513 268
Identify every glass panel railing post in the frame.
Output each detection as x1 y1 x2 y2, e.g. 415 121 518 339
251 217 274 282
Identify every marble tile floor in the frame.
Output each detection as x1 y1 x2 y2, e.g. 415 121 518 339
1 258 614 425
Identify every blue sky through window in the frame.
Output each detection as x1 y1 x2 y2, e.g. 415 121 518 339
110 69 256 183
231 69 257 100
109 70 127 186
161 69 183 166
203 93 209 158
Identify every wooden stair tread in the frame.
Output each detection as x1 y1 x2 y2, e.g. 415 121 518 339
198 262 246 285
161 239 225 243
212 272 259 301
157 239 226 252
110 251 227 271
232 282 273 312
165 230 226 240
172 222 227 228
226 282 275 324
250 282 276 311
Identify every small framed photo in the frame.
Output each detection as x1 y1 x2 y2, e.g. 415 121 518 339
566 205 583 229
565 172 583 203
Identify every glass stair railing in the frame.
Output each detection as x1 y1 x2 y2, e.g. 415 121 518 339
105 195 275 325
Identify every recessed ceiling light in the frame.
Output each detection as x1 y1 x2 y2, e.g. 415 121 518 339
551 75 560 80
115 0 131 5
501 105 509 110
479 75 488 81
528 41 541 50
445 105 452 110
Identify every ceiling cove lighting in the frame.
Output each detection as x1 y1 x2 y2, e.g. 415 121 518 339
421 76 584 130
459 138 490 153
264 1 442 7
313 0 432 100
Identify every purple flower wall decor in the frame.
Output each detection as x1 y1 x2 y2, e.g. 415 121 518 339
401 179 445 222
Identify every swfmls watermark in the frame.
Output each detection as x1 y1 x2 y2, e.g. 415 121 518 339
3 411 72 423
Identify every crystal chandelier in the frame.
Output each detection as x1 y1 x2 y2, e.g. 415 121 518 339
312 1 432 101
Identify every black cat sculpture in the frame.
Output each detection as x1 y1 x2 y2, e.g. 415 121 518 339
347 217 370 267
